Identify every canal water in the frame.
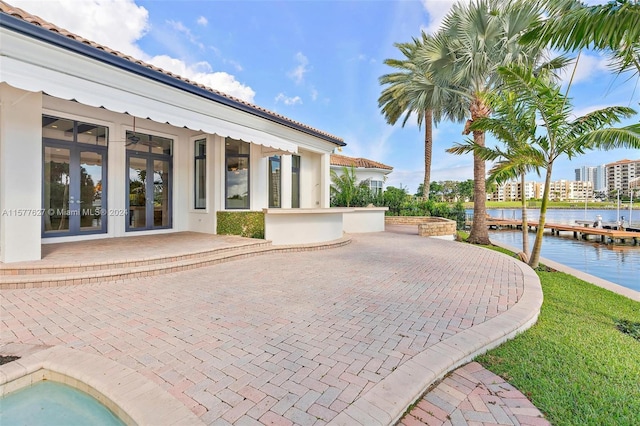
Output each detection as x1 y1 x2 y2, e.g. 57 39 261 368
477 209 639 292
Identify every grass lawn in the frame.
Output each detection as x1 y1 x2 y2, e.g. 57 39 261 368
476 269 640 425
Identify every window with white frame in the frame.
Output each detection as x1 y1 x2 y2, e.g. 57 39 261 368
370 179 383 194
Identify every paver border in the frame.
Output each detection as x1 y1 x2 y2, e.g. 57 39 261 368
0 344 204 426
328 247 543 426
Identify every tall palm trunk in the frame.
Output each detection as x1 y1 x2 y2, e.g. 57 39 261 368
465 98 491 245
424 109 433 199
529 164 553 269
520 173 529 257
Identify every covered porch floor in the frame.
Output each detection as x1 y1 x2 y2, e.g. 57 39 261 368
0 232 349 288
3 232 265 269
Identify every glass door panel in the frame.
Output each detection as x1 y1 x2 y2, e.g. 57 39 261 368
79 151 104 231
43 147 71 234
128 156 147 229
126 154 171 231
153 159 170 227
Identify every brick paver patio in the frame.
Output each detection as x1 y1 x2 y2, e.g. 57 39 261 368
1 231 543 425
401 362 549 426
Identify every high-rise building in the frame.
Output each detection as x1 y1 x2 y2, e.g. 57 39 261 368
575 165 606 192
606 159 640 197
595 164 607 192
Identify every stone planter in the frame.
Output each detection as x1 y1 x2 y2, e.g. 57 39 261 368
386 216 457 240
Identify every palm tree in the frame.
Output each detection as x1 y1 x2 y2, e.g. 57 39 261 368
485 63 640 268
522 0 640 76
330 166 370 207
448 91 544 258
378 33 466 200
418 0 547 245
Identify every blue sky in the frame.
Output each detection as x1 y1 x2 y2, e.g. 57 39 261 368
12 0 640 194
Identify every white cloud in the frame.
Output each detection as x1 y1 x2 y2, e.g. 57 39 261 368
421 0 467 35
558 53 610 86
197 16 208 26
167 20 204 50
288 52 310 84
149 55 256 102
11 0 255 102
275 93 302 106
12 0 149 58
310 87 319 101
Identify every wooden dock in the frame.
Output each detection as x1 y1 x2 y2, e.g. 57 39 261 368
484 217 640 244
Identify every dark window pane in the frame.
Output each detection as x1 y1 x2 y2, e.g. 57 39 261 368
292 155 300 208
195 139 206 209
269 156 281 208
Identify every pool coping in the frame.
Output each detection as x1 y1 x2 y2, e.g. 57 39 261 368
0 344 204 426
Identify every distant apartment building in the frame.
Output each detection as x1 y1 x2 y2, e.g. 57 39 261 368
547 180 593 201
489 179 593 202
488 181 538 202
575 165 607 192
606 159 640 197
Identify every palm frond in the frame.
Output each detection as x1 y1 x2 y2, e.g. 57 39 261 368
568 124 640 151
522 0 640 75
566 106 637 139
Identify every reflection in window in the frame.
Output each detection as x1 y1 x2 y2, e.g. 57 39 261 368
292 155 300 208
194 139 206 209
225 138 250 209
43 147 71 233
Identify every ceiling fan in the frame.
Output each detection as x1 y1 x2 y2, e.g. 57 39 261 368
125 116 141 146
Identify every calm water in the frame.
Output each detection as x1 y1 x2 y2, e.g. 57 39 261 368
0 381 124 425
477 209 639 292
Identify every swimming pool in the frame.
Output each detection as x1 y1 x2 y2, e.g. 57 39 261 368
0 380 125 425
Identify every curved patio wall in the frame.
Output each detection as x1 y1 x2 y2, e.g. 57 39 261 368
263 208 350 245
343 207 388 233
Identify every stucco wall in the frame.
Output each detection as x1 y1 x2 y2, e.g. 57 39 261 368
343 207 388 233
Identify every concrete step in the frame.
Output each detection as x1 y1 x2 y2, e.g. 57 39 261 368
0 237 351 289
0 240 271 276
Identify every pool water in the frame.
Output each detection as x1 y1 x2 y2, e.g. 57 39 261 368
0 380 125 425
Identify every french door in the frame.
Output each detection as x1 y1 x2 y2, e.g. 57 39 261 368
126 153 172 231
43 141 107 236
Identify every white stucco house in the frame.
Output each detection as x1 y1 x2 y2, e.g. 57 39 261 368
330 154 393 193
0 2 387 262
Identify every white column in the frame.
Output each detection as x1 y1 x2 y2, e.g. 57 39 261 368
281 155 292 208
252 145 268 209
0 85 42 262
109 121 127 237
320 152 331 208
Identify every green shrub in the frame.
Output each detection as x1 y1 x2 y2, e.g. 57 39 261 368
330 166 384 207
217 211 265 239
383 186 410 215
